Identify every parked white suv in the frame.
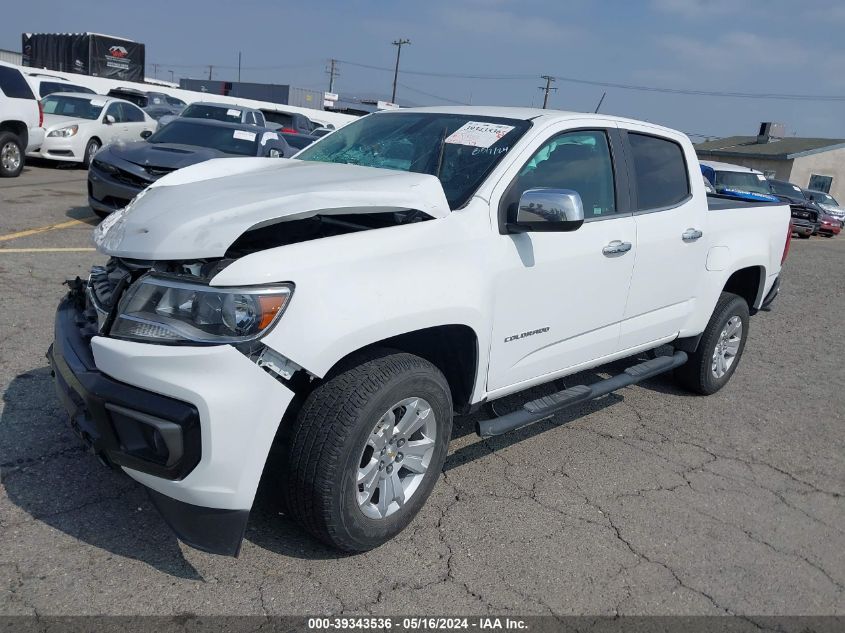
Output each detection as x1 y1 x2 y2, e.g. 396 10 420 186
0 61 43 177
49 107 791 555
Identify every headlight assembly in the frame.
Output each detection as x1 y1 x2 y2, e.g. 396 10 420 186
111 276 293 344
48 125 79 138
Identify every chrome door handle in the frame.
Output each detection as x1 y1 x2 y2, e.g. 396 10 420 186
682 228 703 242
602 240 632 255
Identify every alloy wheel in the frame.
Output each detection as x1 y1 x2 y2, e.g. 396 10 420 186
1 142 21 172
712 315 742 379
356 397 437 519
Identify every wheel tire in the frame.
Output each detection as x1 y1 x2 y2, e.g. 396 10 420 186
674 292 750 395
798 233 811 239
82 138 100 169
286 351 453 552
0 132 24 178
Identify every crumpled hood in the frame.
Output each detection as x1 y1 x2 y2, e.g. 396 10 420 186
93 158 450 260
107 141 230 170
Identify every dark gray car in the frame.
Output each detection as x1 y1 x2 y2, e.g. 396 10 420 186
88 118 293 216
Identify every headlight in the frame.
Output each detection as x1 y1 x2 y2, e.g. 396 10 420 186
111 276 293 344
92 157 118 174
47 125 79 138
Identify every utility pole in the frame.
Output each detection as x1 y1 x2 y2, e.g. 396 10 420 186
168 70 174 83
207 65 213 80
538 75 557 109
151 63 159 79
238 52 242 82
391 38 411 104
326 58 339 93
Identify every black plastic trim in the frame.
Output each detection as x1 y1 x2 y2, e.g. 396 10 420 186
49 296 202 480
146 489 249 557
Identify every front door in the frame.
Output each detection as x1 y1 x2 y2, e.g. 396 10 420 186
487 127 636 393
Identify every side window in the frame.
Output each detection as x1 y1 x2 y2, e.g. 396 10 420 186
245 112 256 125
255 112 266 126
507 130 617 220
628 133 690 211
105 103 124 123
123 104 145 122
0 66 35 99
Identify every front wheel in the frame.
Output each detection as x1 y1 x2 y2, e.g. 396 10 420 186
82 138 100 169
285 351 453 552
675 292 750 395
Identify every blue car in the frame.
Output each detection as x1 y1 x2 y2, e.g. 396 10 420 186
700 161 780 203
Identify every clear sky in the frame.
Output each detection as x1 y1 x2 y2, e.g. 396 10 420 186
4 0 844 139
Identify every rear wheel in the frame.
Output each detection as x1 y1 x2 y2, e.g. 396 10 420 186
675 292 750 395
798 233 811 239
286 351 452 551
0 132 24 178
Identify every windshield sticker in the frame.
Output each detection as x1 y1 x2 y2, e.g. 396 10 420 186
260 132 278 144
471 146 509 157
756 174 766 181
793 185 801 191
90 99 106 107
233 130 256 141
445 122 515 148
227 108 242 117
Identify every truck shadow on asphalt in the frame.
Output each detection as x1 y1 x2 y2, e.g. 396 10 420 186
1 368 353 574
1 358 691 574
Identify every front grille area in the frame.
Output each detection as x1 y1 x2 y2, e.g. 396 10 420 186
113 168 152 189
144 165 176 178
790 204 817 222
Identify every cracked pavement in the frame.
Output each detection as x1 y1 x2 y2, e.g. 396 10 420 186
0 165 843 616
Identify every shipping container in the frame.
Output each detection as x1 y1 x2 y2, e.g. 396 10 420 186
21 33 145 82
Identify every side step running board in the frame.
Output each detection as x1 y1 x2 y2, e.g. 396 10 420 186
476 351 688 438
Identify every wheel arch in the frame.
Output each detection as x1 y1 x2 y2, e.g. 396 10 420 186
323 324 480 415
722 265 766 314
0 121 28 150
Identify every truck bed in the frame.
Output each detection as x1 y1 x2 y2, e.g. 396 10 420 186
707 193 782 211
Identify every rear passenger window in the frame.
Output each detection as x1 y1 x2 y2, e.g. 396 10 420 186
0 66 35 99
628 133 689 211
509 130 617 219
122 103 145 122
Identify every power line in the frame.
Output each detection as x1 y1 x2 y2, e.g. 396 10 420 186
397 83 470 105
337 58 845 102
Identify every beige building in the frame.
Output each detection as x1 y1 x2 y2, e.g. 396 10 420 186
696 127 845 201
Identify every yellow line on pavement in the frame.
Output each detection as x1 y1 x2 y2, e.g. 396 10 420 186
0 247 96 253
0 217 94 243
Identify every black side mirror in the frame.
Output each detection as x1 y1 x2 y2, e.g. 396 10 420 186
140 130 152 139
507 189 585 234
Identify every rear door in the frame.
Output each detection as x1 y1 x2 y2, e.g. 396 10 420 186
486 124 637 393
618 125 706 350
121 102 154 140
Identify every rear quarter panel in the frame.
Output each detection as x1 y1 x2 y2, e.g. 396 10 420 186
682 202 790 336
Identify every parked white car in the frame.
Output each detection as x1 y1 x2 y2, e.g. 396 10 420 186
50 107 791 556
0 61 44 177
28 93 156 167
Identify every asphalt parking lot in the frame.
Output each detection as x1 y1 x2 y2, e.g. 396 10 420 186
0 162 843 617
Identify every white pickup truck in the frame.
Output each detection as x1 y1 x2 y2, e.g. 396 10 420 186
49 107 791 556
